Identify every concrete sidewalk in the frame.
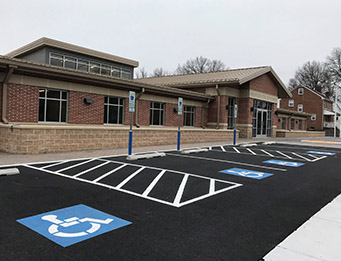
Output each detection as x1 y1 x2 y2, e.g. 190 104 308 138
1 136 341 166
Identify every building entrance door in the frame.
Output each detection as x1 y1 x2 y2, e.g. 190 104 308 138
256 109 267 137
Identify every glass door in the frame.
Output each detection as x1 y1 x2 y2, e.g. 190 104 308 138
256 109 267 137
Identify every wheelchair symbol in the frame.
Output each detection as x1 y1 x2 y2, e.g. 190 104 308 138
228 170 265 178
41 214 113 238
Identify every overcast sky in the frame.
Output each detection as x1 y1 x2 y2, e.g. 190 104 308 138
1 0 341 85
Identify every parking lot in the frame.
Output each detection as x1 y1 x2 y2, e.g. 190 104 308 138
1 142 341 260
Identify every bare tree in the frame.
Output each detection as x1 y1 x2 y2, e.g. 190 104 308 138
151 67 169 77
326 48 341 93
135 67 149 79
175 56 227 74
288 61 331 93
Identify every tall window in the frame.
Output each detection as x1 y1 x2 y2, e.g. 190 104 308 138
150 102 165 126
184 106 195 126
39 89 68 122
104 97 124 124
299 120 302 130
227 97 235 129
290 119 295 129
281 118 286 129
298 104 303 112
288 99 294 107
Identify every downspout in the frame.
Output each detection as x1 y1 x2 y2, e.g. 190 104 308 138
135 88 145 128
216 84 221 129
201 98 211 129
2 67 14 124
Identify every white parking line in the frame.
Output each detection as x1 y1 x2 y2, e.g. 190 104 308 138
276 151 293 159
142 170 165 197
41 160 69 169
209 179 215 194
73 161 110 177
167 153 287 172
173 174 189 206
93 164 127 183
56 158 96 173
246 148 257 155
261 149 274 157
220 146 226 152
233 147 240 153
291 152 311 162
116 167 146 189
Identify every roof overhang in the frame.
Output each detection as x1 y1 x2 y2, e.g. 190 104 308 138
6 37 139 68
0 56 212 102
277 108 313 117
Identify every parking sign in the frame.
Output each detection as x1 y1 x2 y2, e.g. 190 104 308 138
129 91 135 113
178 97 183 115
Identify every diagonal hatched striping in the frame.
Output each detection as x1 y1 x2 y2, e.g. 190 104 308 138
25 158 242 208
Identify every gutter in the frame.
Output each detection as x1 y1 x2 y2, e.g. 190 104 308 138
2 66 14 124
216 84 221 129
135 88 145 127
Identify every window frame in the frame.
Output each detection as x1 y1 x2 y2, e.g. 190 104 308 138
288 99 294 107
298 88 304 95
297 104 303 112
281 118 286 129
183 105 195 127
290 118 295 129
150 102 165 126
38 88 68 123
311 114 316 121
104 96 125 125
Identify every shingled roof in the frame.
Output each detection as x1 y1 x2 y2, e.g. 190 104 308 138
136 66 292 98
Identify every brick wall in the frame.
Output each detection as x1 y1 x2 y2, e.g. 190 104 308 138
237 98 253 124
165 103 183 126
0 124 237 154
249 73 278 96
137 99 150 126
68 91 104 124
0 84 2 122
7 84 39 122
281 87 323 130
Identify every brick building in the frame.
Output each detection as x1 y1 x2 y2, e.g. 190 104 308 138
0 37 320 154
280 86 334 131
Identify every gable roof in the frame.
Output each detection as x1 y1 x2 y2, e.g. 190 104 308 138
136 66 292 98
293 86 333 102
6 37 139 67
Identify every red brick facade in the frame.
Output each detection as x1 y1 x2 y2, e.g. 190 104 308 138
68 91 104 124
249 74 278 96
280 87 331 130
6 84 39 123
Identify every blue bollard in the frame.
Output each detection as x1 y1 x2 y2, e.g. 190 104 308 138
177 130 181 151
233 129 236 145
128 130 133 155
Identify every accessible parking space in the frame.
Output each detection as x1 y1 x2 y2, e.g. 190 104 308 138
1 142 341 260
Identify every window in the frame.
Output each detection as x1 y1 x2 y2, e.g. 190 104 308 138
50 53 64 67
49 52 132 79
39 89 68 122
150 102 165 125
281 118 286 129
101 65 111 76
184 106 195 126
311 114 316 121
227 97 235 129
64 56 76 69
104 97 124 124
290 119 295 129
299 120 302 130
298 104 303 112
288 99 294 107
90 62 100 74
298 88 304 95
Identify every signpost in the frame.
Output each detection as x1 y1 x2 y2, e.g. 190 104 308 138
335 87 341 138
233 104 238 145
177 98 183 151
128 91 135 155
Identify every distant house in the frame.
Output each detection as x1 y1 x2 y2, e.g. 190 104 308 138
280 86 334 131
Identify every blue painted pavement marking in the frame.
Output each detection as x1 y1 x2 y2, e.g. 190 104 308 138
17 204 132 247
307 151 335 156
264 160 304 167
219 168 273 180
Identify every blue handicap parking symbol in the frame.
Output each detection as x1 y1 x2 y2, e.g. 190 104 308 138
17 204 132 247
264 160 304 167
219 168 273 180
307 151 335 156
